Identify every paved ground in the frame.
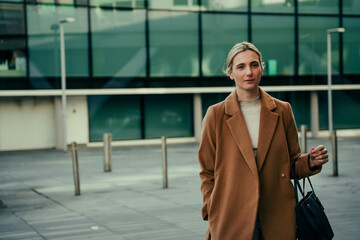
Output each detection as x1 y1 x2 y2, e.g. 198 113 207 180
0 137 359 240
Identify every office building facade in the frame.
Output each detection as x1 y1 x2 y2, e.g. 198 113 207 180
0 0 359 150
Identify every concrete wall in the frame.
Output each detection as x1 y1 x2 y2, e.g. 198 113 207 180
0 96 89 151
0 97 56 151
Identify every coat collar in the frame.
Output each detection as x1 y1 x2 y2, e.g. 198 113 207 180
225 87 279 176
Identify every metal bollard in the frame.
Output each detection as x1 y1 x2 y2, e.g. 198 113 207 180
300 125 307 153
161 136 168 189
71 142 80 196
332 130 338 177
103 133 112 172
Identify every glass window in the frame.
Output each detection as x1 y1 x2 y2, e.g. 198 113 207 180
270 91 311 129
251 0 294 13
91 9 146 77
149 11 199 77
0 38 26 77
202 13 247 76
27 5 89 77
343 17 360 74
298 16 339 75
318 90 360 130
88 95 142 141
91 0 145 8
298 0 339 14
144 94 193 139
252 15 295 76
343 0 360 15
149 0 199 10
26 0 56 4
333 91 360 129
201 0 247 12
201 93 228 117
0 3 25 35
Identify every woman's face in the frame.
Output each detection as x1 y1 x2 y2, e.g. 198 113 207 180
228 50 263 97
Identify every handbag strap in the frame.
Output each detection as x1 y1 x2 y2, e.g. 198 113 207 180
292 161 316 204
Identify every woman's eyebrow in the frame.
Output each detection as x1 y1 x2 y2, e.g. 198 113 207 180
235 60 259 67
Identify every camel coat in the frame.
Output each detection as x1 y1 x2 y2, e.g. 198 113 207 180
198 88 321 240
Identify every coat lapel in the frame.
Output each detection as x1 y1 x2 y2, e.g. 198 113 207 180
257 88 279 172
225 91 259 179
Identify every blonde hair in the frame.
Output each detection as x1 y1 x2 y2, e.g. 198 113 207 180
224 41 265 76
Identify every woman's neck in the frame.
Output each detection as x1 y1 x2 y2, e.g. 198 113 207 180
237 88 259 100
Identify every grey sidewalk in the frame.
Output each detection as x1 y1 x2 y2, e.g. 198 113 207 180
0 138 360 240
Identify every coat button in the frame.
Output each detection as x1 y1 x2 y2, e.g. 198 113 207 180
281 173 286 178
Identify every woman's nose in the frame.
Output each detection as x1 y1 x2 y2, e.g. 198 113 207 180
245 67 252 75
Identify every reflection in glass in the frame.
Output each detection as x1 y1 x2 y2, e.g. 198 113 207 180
149 11 199 77
343 17 360 74
91 0 145 8
333 91 360 129
0 38 26 77
298 0 338 14
27 5 89 78
251 0 294 13
0 3 25 35
149 0 198 10
91 9 146 78
201 93 228 116
144 94 193 139
252 15 295 76
298 17 339 75
201 0 247 11
202 13 247 76
271 91 310 129
88 95 142 141
343 0 360 14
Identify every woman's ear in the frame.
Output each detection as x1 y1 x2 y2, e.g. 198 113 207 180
228 70 234 80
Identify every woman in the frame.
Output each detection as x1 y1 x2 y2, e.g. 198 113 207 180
198 42 329 240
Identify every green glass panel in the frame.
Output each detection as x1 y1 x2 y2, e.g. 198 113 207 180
149 0 198 10
298 0 339 14
252 15 295 76
270 91 311 130
57 0 75 5
343 0 360 15
201 0 247 12
319 91 360 130
343 17 360 74
90 0 145 7
149 11 199 77
0 3 26 77
0 38 26 77
0 3 25 35
88 95 142 142
251 0 294 13
201 93 228 117
27 5 89 77
298 16 339 75
333 91 360 129
144 94 193 138
202 13 247 76
91 9 146 77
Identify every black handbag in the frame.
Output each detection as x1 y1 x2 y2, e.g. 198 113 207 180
293 165 334 240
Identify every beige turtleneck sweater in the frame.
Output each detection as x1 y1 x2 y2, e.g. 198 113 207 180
239 95 261 159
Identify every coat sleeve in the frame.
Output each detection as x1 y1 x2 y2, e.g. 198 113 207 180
285 103 321 179
198 106 216 221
